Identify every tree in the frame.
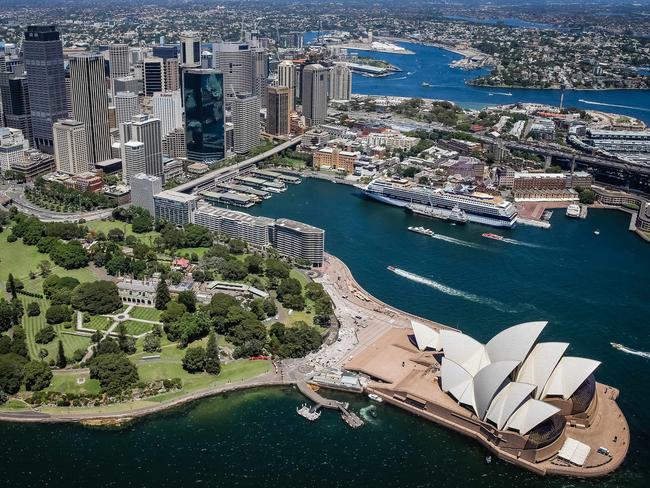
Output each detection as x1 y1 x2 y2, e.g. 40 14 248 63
277 278 302 300
0 353 28 394
220 260 247 281
160 301 186 325
177 290 197 313
46 305 72 325
96 337 121 355
155 280 171 310
116 322 136 354
182 346 206 373
6 273 18 300
204 330 221 375
35 325 56 344
56 340 67 368
71 281 122 314
131 214 153 233
107 228 125 242
22 361 52 391
142 333 161 353
0 335 11 354
0 299 16 332
249 298 267 320
165 311 211 346
38 348 49 360
579 188 596 205
10 326 28 358
244 254 264 274
38 260 52 278
27 302 41 317
49 241 89 269
184 224 213 247
88 353 138 395
72 348 86 363
275 322 323 359
265 258 290 280
228 238 247 254
263 298 277 318
282 294 305 311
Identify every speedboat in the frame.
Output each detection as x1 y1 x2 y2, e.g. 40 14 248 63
594 229 600 235
368 393 384 403
421 82 432 87
482 233 504 241
408 226 435 237
610 342 624 350
387 266 396 271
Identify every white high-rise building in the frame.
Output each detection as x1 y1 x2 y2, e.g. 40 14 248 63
180 33 201 67
143 57 165 97
119 114 163 181
69 53 112 164
0 127 28 173
130 172 162 215
212 42 253 103
122 141 145 184
53 119 90 175
109 44 130 79
153 91 183 137
302 64 329 127
114 91 139 126
277 60 296 112
232 95 261 154
328 63 352 101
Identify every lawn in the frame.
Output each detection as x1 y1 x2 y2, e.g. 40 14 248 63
86 220 158 244
0 229 99 291
129 306 162 322
20 296 91 361
176 247 210 258
48 372 101 395
85 315 112 331
123 320 153 336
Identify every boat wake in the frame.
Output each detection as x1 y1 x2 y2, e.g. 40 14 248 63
360 405 379 423
430 233 485 250
616 346 650 359
391 76 407 80
500 237 546 249
578 99 650 113
390 267 533 313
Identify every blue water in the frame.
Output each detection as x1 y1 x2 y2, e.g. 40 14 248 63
352 41 650 124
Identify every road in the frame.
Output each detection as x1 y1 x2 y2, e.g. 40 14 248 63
172 136 302 194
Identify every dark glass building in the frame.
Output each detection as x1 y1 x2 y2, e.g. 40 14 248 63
23 25 68 153
0 65 33 144
153 44 179 60
183 69 225 163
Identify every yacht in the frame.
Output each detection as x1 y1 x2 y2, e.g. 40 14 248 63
408 226 435 237
368 393 384 403
566 204 581 218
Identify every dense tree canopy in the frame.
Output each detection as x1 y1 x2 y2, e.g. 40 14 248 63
182 347 206 373
0 353 28 394
49 241 89 269
89 353 139 395
45 305 72 325
22 361 53 391
71 281 122 314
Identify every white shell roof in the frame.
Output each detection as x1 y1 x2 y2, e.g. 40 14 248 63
516 342 569 399
472 360 520 419
505 399 561 435
541 356 601 400
485 321 547 363
440 357 473 401
410 320 441 351
440 330 490 376
485 382 536 429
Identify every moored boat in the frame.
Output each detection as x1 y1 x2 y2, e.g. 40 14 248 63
482 233 504 241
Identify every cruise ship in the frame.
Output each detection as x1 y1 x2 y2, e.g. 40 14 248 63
363 178 518 228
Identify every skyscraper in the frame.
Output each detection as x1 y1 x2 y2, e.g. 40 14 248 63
277 60 296 112
329 63 352 101
119 114 163 181
302 64 328 127
251 47 269 108
212 42 253 103
130 173 162 215
122 140 145 184
0 66 33 144
114 91 139 126
266 85 290 136
153 91 183 137
113 76 140 95
0 127 27 174
143 57 164 97
232 95 260 154
180 34 201 68
23 25 68 152
69 53 111 164
108 44 130 80
53 119 90 175
183 69 225 163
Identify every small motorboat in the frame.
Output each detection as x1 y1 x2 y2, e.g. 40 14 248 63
594 229 601 235
368 393 384 403
482 233 504 241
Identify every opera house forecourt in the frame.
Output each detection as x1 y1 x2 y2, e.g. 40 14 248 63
345 321 629 477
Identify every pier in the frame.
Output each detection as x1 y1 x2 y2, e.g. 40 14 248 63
296 381 364 428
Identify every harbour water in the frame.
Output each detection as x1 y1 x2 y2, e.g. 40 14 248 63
2 179 648 487
351 40 650 124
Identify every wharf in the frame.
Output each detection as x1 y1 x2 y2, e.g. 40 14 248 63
296 381 364 428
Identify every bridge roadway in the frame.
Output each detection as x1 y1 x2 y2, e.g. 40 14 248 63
172 136 302 194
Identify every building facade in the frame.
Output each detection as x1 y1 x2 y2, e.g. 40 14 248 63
114 91 139 126
277 60 296 112
108 44 130 80
274 218 325 266
23 25 68 152
152 90 183 136
153 190 199 226
183 69 225 163
302 64 328 127
266 85 290 136
328 63 352 101
69 53 112 164
0 127 27 173
232 95 261 154
119 114 163 180
130 172 162 215
53 119 90 174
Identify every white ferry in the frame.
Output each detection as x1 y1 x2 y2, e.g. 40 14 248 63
408 226 435 237
364 178 518 228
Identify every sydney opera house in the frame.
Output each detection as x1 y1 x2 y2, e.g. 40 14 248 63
345 320 629 476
